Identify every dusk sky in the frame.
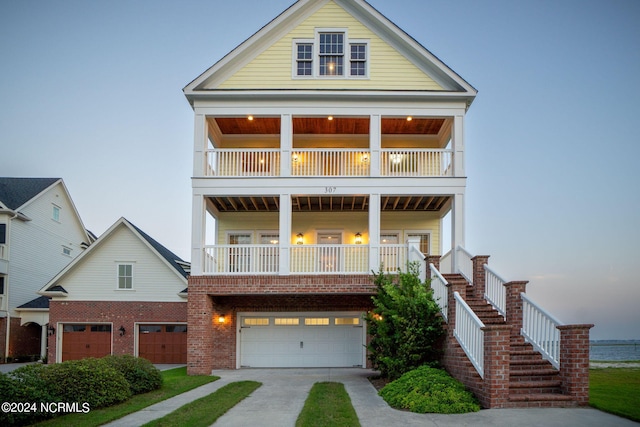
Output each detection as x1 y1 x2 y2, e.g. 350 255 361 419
1 0 638 340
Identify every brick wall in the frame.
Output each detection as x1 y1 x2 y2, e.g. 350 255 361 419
187 274 374 373
48 300 187 363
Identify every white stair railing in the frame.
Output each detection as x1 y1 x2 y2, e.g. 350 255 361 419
439 249 452 274
429 263 449 321
521 293 562 369
454 291 485 378
456 246 474 284
484 264 507 318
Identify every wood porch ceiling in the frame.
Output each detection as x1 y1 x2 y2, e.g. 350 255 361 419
209 195 449 212
211 117 445 135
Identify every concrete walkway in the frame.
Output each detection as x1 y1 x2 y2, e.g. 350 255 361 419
105 367 639 427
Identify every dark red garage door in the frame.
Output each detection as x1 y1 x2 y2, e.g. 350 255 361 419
62 324 112 361
138 324 187 363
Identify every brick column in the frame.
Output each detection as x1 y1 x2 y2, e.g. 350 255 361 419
471 255 489 300
558 324 594 406
187 279 214 375
482 324 512 408
504 281 528 340
426 255 441 280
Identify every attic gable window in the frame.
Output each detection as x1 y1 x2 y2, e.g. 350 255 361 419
293 30 368 79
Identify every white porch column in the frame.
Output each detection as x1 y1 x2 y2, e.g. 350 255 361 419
369 114 381 177
368 193 380 272
193 113 207 177
279 194 292 275
452 114 465 177
451 192 465 273
191 194 205 276
280 114 292 177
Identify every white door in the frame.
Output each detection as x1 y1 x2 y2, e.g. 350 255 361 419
317 232 342 273
239 313 364 368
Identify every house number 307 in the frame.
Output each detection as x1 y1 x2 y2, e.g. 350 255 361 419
325 186 337 193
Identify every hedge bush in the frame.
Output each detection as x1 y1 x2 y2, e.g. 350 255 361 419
39 358 132 409
379 365 480 414
102 355 163 394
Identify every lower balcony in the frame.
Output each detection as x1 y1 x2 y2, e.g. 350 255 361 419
202 243 419 275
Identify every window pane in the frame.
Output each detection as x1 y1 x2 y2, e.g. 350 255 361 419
335 317 360 325
274 318 300 326
166 325 187 333
140 325 162 333
304 318 329 326
244 318 270 326
91 325 111 332
320 56 343 75
0 223 6 244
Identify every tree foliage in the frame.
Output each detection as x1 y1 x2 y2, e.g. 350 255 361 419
366 263 445 379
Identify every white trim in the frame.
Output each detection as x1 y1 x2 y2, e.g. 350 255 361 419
292 38 314 79
405 230 432 255
116 261 135 290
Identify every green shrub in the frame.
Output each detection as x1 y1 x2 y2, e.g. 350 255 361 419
102 355 163 394
1 365 57 426
365 263 445 379
40 358 132 408
379 365 480 414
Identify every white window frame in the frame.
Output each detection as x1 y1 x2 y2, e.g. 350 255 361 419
292 39 314 79
52 204 61 222
292 29 369 80
405 230 432 255
62 246 72 257
116 262 134 290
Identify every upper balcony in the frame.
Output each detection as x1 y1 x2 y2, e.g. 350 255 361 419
0 244 8 275
198 115 462 179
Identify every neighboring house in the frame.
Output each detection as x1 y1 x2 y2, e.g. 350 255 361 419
39 218 189 364
0 177 92 362
183 0 475 373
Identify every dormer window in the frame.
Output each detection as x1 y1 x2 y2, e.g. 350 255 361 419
294 30 368 79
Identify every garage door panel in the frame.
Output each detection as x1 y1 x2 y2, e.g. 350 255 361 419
239 313 364 368
138 324 187 364
62 324 112 362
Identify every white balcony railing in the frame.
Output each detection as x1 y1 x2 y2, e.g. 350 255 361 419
201 244 418 275
203 148 455 178
290 245 369 274
206 149 281 177
484 264 507 318
429 263 449 321
204 245 280 274
521 292 562 369
381 149 453 177
291 149 370 176
454 291 485 378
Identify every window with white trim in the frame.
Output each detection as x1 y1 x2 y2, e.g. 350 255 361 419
293 31 368 78
52 205 60 222
117 263 133 289
62 246 72 256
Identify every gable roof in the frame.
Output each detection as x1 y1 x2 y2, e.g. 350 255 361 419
0 177 60 210
184 0 476 101
39 217 189 295
17 296 50 310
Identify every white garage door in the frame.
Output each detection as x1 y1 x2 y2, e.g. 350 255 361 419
239 312 365 368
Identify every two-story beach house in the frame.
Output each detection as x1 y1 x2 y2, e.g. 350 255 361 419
184 0 592 408
0 178 93 361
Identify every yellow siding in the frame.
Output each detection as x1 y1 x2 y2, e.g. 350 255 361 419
292 211 368 244
217 212 280 244
381 211 441 255
216 1 443 91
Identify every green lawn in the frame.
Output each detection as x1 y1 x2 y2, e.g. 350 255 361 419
142 381 261 427
34 367 218 427
296 382 361 427
590 367 640 422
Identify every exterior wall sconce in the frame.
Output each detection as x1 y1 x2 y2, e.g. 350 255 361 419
218 315 225 324
361 154 369 163
296 233 304 245
48 325 55 336
119 326 126 336
354 232 362 244
292 154 299 162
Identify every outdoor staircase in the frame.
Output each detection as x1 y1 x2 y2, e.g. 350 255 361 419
464 295 577 407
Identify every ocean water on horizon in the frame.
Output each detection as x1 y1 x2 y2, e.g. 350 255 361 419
590 340 640 361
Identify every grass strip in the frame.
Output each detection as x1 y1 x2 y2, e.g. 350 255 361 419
296 382 361 427
590 367 640 422
142 380 261 427
35 367 217 427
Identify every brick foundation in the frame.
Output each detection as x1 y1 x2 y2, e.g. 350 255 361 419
48 300 187 363
187 274 375 374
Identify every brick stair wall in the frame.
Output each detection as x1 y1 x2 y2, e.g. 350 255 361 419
432 254 592 409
